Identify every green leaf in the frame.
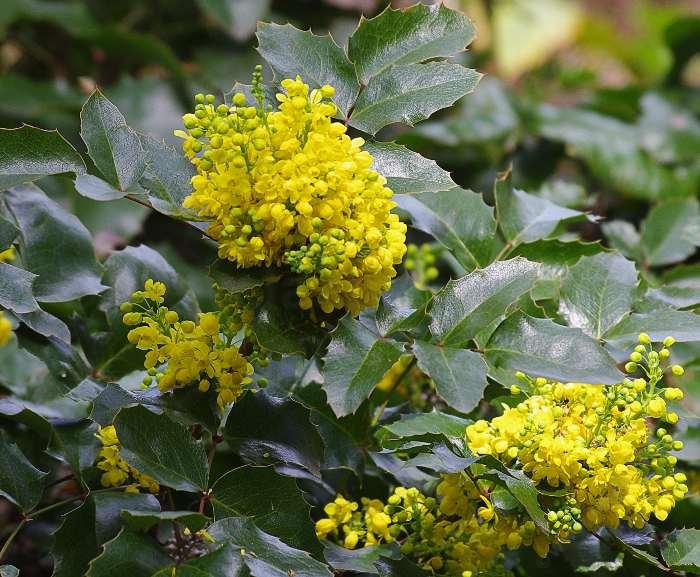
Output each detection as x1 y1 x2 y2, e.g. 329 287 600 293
121 510 208 533
429 258 540 346
396 188 497 270
16 331 91 391
606 309 700 346
0 125 85 191
0 429 47 512
256 22 359 118
196 0 271 42
114 405 209 492
0 214 18 247
559 253 638 339
4 185 106 303
323 316 403 417
152 545 248 577
208 516 333 577
640 199 699 267
51 497 98 577
0 262 38 314
380 410 470 441
74 174 129 201
601 220 642 261
363 141 456 194
0 566 18 577
0 397 52 442
413 341 487 413
486 314 623 384
80 89 146 191
211 465 319 553
661 528 700 572
49 420 100 482
92 492 160 544
647 265 700 309
496 175 595 244
15 308 70 342
209 260 275 294
349 62 481 135
86 529 171 577
348 3 476 84
495 469 548 533
605 529 669 571
376 273 430 337
324 542 400 574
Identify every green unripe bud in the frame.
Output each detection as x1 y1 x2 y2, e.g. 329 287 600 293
638 332 651 344
671 365 684 376
663 336 675 347
625 362 637 373
629 351 642 362
120 302 132 313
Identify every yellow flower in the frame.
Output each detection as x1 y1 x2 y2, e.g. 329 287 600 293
95 426 159 494
0 246 15 263
177 71 406 315
0 311 12 347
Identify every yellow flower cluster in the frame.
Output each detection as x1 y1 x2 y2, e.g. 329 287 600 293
404 243 440 289
0 246 14 263
176 68 406 315
0 311 12 347
95 425 159 493
375 355 434 408
122 279 253 408
467 334 688 536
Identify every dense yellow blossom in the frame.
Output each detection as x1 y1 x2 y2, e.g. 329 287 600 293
122 279 253 408
176 68 406 315
95 425 159 493
0 246 15 263
0 311 12 347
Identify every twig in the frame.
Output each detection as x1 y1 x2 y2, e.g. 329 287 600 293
0 518 26 563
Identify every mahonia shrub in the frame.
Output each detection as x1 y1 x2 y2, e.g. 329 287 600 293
0 3 698 577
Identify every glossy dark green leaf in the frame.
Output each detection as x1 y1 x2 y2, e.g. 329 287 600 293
559 253 638 339
601 220 642 261
16 331 91 391
93 492 161 544
495 469 548 533
413 341 487 413
429 258 539 346
606 309 700 346
152 545 249 577
324 542 400 574
661 528 700 572
640 199 699 267
208 516 333 577
15 308 70 342
323 316 403 417
0 397 52 441
121 510 208 532
0 125 85 191
86 529 171 577
396 188 496 270
114 405 209 492
51 497 98 577
349 62 481 135
380 410 470 441
363 141 456 194
209 260 275 294
486 314 623 384
224 391 323 476
211 465 319 553
4 185 106 303
376 273 430 337
647 265 700 309
80 90 146 191
49 420 100 482
0 429 47 512
0 262 38 314
605 529 669 571
0 214 18 247
256 22 359 118
196 0 271 42
74 174 129 201
348 3 475 84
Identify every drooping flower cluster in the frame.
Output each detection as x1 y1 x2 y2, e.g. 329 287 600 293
121 279 253 408
95 425 159 493
176 68 407 315
404 242 441 289
0 310 12 347
467 334 688 536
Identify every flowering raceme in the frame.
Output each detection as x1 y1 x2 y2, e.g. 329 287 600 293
121 279 253 408
0 311 12 347
176 67 407 315
95 425 159 493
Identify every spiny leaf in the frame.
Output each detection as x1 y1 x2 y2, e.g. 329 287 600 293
0 429 47 512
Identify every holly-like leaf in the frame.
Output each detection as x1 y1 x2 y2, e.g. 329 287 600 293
495 469 548 533
195 0 271 42
349 62 481 135
80 89 146 191
211 465 319 553
209 260 277 294
4 185 106 303
0 262 38 314
0 430 47 512
51 497 98 577
49 420 101 482
396 188 497 270
485 314 623 384
121 510 208 533
0 566 18 577
558 253 638 339
74 174 129 201
606 309 700 346
380 410 470 443
323 316 404 417
413 341 487 414
376 273 430 337
256 22 359 118
364 141 456 195
0 125 86 191
114 405 209 492
601 220 642 261
348 3 476 84
86 529 171 577
661 528 700 572
641 199 699 267
0 214 18 247
152 545 248 577
208 516 333 577
15 308 70 342
429 258 540 346
324 542 400 574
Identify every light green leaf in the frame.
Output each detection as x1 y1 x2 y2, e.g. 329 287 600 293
0 125 85 191
348 3 475 84
413 341 487 413
208 516 333 577
559 253 638 339
114 405 209 492
80 89 146 191
601 220 642 261
647 265 700 309
74 174 128 201
121 510 208 533
364 140 456 195
380 410 470 441
376 273 430 337
196 0 271 42
323 316 403 416
429 258 539 346
0 262 38 314
211 465 319 553
86 529 170 577
661 528 700 572
0 429 47 512
641 198 699 267
396 188 496 270
4 185 106 303
349 62 481 135
486 314 623 384
256 22 359 118
606 309 700 346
